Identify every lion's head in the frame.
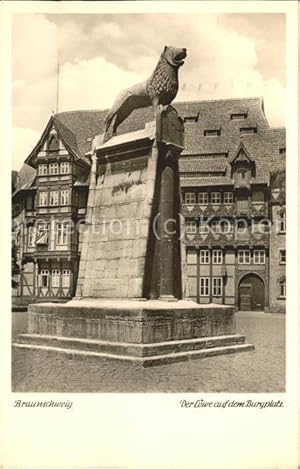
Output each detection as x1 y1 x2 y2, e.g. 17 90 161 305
162 46 187 68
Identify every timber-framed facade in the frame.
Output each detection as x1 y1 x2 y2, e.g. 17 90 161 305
12 97 286 312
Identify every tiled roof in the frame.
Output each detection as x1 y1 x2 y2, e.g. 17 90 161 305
20 97 285 189
12 172 36 197
179 158 227 173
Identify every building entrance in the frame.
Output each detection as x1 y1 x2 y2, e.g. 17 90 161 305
238 274 265 311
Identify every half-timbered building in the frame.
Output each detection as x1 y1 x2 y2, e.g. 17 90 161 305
12 97 286 312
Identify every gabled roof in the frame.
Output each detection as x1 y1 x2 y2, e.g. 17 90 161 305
25 115 90 168
230 142 254 164
19 97 285 186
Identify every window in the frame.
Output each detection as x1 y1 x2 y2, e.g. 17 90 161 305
279 280 286 298
279 249 286 264
37 223 48 237
258 220 271 234
240 127 257 134
51 269 60 288
211 192 221 204
48 134 59 152
254 250 265 264
60 162 70 174
199 220 209 234
56 222 68 246
39 191 48 206
39 269 49 288
27 226 36 247
211 220 221 233
184 116 197 123
200 277 210 296
279 148 286 155
25 196 33 211
204 129 221 137
200 250 210 264
61 189 70 206
49 163 59 175
212 277 222 297
224 192 233 204
38 164 47 176
238 250 251 264
230 112 247 120
49 190 59 206
185 192 196 204
212 250 223 264
198 192 209 205
252 191 265 203
186 221 197 234
62 269 71 288
279 212 286 233
220 220 233 233
35 223 48 245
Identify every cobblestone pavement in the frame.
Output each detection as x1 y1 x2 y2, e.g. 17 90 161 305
11 311 285 393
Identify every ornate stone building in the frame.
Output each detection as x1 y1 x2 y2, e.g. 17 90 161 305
12 97 286 312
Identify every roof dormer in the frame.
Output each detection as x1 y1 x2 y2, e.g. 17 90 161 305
231 143 255 188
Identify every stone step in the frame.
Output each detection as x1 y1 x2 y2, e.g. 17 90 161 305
13 335 254 367
16 333 246 357
12 342 254 367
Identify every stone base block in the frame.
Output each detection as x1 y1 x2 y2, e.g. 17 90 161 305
13 299 254 367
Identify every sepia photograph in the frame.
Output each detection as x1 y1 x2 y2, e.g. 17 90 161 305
10 11 288 393
1 1 298 468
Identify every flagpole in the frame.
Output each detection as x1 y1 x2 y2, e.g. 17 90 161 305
56 61 59 114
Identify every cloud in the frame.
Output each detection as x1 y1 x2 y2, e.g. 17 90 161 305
13 127 41 171
59 57 144 111
11 13 286 169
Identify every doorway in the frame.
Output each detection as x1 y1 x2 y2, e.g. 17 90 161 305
238 274 265 311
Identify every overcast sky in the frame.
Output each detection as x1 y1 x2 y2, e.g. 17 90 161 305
12 13 285 170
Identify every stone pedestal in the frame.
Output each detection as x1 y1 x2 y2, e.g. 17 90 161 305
13 106 254 367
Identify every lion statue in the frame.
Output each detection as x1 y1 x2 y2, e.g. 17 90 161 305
104 45 187 136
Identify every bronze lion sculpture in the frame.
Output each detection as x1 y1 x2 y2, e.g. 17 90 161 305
104 45 187 136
